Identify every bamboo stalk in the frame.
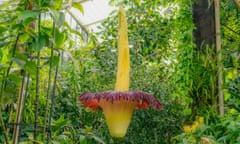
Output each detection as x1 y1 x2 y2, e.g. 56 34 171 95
0 109 9 144
45 22 56 143
0 70 9 144
12 72 25 144
48 51 60 142
44 22 55 141
214 0 224 115
233 0 240 9
34 13 41 142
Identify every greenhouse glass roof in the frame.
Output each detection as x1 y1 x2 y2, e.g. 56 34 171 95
70 0 117 32
0 0 116 33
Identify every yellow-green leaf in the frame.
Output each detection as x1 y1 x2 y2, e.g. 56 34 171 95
72 2 84 14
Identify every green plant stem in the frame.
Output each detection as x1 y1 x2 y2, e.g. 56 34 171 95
113 137 124 144
48 51 60 142
6 103 13 136
12 74 25 144
0 72 8 144
215 0 224 115
5 33 20 76
34 13 41 142
44 22 55 142
0 109 9 144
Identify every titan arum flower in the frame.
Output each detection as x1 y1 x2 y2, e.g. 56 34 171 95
79 7 163 138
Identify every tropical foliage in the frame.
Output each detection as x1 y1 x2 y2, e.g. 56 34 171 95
0 0 239 143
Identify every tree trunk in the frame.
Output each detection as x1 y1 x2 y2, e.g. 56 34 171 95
193 0 216 51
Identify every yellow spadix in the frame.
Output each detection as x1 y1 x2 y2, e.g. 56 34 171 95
115 7 130 91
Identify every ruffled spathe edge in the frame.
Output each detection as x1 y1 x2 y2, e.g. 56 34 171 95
79 91 163 110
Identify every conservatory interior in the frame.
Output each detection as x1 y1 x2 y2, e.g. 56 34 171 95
0 0 239 144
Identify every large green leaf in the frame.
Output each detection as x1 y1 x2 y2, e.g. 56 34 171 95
17 10 40 21
32 35 46 51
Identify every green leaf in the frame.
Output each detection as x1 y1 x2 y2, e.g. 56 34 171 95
72 2 84 14
91 135 106 144
108 0 122 6
42 56 59 68
25 61 37 75
41 26 53 37
27 139 44 144
49 0 62 10
80 136 88 144
51 56 60 67
0 41 9 48
183 108 192 115
17 10 40 21
51 115 70 132
54 29 65 49
22 17 36 26
63 22 84 40
56 12 65 27
217 135 229 142
1 91 15 106
0 64 8 70
0 49 2 60
135 0 140 5
19 33 30 44
49 10 65 27
0 26 7 33
11 57 26 67
8 73 21 85
0 36 10 42
32 35 46 51
42 0 51 5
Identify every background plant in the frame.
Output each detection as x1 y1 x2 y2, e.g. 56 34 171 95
173 0 240 143
0 0 103 143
